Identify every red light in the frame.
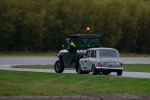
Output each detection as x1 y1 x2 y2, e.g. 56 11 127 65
121 62 122 66
98 62 100 66
86 27 90 32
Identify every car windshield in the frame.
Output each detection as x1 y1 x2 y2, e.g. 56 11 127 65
99 50 118 58
78 38 100 48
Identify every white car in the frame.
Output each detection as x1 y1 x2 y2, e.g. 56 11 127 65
77 48 123 76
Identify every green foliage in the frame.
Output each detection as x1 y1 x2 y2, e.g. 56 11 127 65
0 53 57 56
0 0 150 53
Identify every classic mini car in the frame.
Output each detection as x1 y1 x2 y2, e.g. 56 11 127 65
78 48 123 76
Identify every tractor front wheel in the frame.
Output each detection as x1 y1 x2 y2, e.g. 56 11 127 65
54 60 64 73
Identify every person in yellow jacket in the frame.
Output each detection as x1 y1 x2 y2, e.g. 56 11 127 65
66 38 76 53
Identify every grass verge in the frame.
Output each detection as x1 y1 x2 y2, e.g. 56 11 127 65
0 70 150 96
14 65 54 69
14 65 74 70
14 64 150 72
124 64 150 72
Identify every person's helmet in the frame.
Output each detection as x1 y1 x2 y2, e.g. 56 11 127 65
66 38 70 43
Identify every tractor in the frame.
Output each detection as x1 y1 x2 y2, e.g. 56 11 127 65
54 34 101 73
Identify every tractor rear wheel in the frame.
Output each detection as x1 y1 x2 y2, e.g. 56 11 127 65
83 72 90 74
76 64 83 74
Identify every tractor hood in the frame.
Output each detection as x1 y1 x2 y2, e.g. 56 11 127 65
58 49 87 57
58 49 68 56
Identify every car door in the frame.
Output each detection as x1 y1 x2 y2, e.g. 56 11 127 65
86 50 96 70
80 58 85 68
82 50 91 70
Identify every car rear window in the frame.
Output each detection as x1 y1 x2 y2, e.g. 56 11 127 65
99 50 118 58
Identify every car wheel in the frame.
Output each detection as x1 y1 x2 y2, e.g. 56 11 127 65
76 64 83 74
91 65 98 75
117 71 122 76
54 60 64 73
102 71 111 75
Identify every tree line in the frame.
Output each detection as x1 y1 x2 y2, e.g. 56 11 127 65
0 0 150 53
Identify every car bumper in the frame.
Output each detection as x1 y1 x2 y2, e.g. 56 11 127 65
96 66 123 72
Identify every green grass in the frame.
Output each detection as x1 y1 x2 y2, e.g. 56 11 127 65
124 64 150 72
14 65 74 70
14 65 54 69
14 64 150 72
0 70 150 96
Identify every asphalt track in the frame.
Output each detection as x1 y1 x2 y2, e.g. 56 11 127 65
0 57 150 65
0 57 150 79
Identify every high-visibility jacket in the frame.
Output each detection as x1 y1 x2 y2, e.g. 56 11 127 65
68 42 76 53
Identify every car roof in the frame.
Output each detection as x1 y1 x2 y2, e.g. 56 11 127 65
87 47 117 51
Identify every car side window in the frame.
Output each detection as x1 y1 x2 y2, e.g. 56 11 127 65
91 50 96 58
95 51 96 57
86 50 91 57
